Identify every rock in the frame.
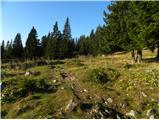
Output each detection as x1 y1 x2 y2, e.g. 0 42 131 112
126 110 137 117
147 109 157 117
107 98 113 104
149 115 154 119
25 71 31 76
99 111 104 119
2 94 5 97
53 80 57 83
116 114 121 119
65 99 78 111
82 88 88 93
102 54 105 57
149 87 154 90
147 109 152 117
122 104 126 109
141 91 147 97
61 87 64 90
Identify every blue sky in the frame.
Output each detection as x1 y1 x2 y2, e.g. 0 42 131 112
1 1 111 45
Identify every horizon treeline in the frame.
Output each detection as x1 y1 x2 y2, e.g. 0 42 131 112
1 1 159 63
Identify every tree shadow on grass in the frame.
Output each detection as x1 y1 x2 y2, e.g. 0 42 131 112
143 57 159 63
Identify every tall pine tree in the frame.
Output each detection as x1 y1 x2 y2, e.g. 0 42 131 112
1 40 5 59
12 33 23 59
25 26 39 59
59 17 72 58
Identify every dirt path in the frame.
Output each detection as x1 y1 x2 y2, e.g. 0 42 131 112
60 70 86 99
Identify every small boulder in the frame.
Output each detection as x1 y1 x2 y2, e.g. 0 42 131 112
126 110 137 118
141 91 147 98
149 115 154 119
61 87 64 90
25 71 31 76
102 54 105 57
107 98 113 104
53 80 57 83
65 99 78 111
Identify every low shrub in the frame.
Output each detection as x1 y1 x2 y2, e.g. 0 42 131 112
90 68 109 84
1 78 58 103
106 68 120 81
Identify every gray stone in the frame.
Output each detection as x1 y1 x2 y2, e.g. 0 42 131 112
141 91 147 97
25 71 31 76
53 80 56 83
61 87 64 90
83 89 88 92
116 114 121 119
65 99 78 111
126 110 137 117
149 115 154 119
147 109 152 117
107 98 113 104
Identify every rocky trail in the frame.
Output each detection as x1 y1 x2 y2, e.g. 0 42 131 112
59 69 129 119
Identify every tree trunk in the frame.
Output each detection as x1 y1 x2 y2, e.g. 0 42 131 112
131 50 135 64
136 50 142 64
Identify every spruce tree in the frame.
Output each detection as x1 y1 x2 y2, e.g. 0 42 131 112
25 26 39 59
1 40 5 59
52 21 62 59
60 17 72 58
41 35 48 57
12 33 23 59
6 40 13 59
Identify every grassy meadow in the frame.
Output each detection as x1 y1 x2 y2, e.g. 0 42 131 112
1 49 159 119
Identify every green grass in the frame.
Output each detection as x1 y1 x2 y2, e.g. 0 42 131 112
1 49 159 119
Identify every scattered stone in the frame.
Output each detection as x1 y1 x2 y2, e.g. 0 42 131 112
121 100 130 108
99 111 104 119
80 88 88 93
25 71 31 76
151 98 155 101
141 91 147 97
116 114 121 119
65 99 78 111
146 109 157 117
83 89 88 92
149 87 154 90
126 110 137 117
2 94 5 97
92 102 127 119
61 87 64 90
102 54 105 57
70 76 75 81
53 80 57 83
149 115 154 119
107 98 113 104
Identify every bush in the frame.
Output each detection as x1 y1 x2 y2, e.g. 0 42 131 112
90 68 109 84
1 78 58 103
106 68 120 81
21 62 34 70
